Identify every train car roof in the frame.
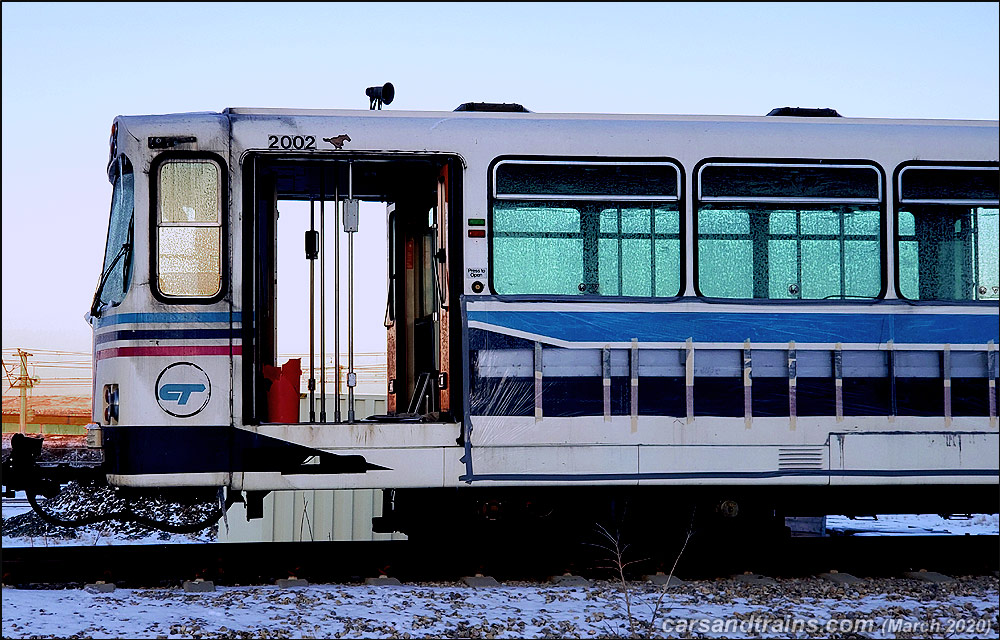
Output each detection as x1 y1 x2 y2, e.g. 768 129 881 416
219 107 998 126
107 107 1000 128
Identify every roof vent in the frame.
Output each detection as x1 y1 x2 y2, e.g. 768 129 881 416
766 107 841 117
454 102 530 113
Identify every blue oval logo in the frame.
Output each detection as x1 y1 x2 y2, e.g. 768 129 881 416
155 362 211 417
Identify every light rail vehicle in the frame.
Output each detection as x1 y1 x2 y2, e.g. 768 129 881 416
5 93 998 538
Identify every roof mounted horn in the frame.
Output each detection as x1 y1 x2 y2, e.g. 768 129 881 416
366 83 394 110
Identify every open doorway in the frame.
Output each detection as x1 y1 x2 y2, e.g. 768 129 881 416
243 155 462 426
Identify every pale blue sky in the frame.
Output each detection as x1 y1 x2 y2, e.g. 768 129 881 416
2 2 998 366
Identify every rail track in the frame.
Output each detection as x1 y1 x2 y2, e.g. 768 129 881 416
3 533 996 589
2 498 31 510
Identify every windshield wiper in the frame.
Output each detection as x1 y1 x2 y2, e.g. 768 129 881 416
90 241 131 318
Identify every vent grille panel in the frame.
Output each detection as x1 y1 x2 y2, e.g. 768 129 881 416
778 447 825 470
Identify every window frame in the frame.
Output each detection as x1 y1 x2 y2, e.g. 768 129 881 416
893 160 1000 304
487 156 685 299
698 162 882 204
693 158 888 302
94 154 135 313
149 151 229 304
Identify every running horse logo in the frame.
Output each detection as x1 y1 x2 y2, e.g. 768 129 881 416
323 134 351 149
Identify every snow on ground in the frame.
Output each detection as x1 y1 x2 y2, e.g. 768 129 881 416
4 486 998 638
2 486 217 547
1 527 213 548
3 577 998 639
6 503 996 548
826 513 1000 536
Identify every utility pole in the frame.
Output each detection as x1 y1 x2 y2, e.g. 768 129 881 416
14 350 38 434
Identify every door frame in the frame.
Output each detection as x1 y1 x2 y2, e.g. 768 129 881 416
240 152 464 425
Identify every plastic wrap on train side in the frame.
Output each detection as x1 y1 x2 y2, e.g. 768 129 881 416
466 301 1000 430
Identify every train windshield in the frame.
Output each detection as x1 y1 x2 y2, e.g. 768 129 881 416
91 156 134 315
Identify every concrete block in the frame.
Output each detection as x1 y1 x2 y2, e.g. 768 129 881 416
818 571 863 585
183 579 216 592
785 516 826 537
84 581 115 593
642 572 686 587
277 578 309 588
734 573 777 586
548 573 592 587
364 576 402 586
903 570 954 584
462 574 500 588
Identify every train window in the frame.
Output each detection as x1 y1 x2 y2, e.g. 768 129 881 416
496 162 678 199
492 202 583 295
696 163 882 299
897 166 999 301
700 164 880 201
491 161 681 296
156 159 222 297
899 167 998 202
93 156 134 312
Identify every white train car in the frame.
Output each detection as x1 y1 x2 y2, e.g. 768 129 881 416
29 102 1000 535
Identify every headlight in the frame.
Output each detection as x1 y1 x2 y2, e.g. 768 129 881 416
103 384 119 425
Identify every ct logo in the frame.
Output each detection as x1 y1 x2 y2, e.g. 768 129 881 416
155 362 212 417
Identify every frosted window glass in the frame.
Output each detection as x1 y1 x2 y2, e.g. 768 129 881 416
493 202 578 233
699 240 752 297
800 210 840 235
620 208 650 234
801 240 841 298
158 227 222 297
698 205 881 299
898 205 999 300
767 239 798 299
160 161 219 223
598 238 619 295
699 208 748 235
654 239 681 297
492 199 680 297
493 237 582 294
977 208 999 299
599 209 618 233
654 207 679 234
157 159 223 297
845 208 880 235
621 239 652 296
845 241 880 298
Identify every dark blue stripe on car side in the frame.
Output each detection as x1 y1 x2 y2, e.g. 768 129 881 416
95 328 239 345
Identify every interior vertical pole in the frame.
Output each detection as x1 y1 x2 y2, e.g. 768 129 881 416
308 200 316 423
319 170 327 423
334 175 341 423
347 160 356 424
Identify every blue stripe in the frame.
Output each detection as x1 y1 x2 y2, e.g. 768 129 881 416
96 312 242 328
467 310 997 345
94 328 240 345
463 468 998 482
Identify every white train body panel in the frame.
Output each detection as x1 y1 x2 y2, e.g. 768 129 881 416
89 106 997 511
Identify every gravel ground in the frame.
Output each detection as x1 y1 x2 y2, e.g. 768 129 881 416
3 576 998 639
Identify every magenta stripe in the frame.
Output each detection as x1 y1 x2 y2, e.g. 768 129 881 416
97 345 241 361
